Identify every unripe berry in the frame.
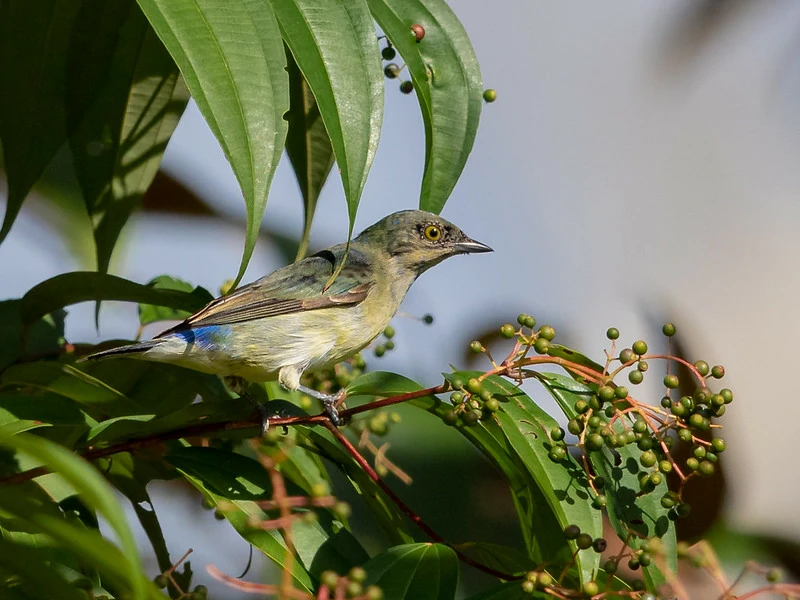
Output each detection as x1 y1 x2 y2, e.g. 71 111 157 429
381 46 396 60
500 324 515 338
606 327 620 340
576 533 593 550
664 374 680 389
711 365 725 379
632 340 648 355
399 80 414 94
694 360 709 376
662 323 676 336
538 325 556 341
563 524 581 539
383 63 399 79
482 88 497 103
550 427 565 441
628 370 644 385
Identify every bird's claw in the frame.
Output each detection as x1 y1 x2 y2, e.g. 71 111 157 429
322 397 342 426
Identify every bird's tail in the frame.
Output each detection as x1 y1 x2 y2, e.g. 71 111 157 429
79 340 161 362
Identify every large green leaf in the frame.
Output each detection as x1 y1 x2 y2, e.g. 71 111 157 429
136 0 290 289
168 446 314 591
284 48 335 261
272 0 383 231
0 538 89 600
536 372 677 588
0 1 82 243
137 275 214 326
368 0 483 214
0 432 150 599
19 271 211 325
68 1 189 273
363 543 458 600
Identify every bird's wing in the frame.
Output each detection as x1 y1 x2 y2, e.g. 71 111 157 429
156 246 373 335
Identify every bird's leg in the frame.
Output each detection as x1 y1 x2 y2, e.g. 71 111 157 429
224 376 270 435
295 385 346 426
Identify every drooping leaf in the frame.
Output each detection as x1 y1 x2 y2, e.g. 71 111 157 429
362 543 459 600
536 371 677 588
136 0 290 289
284 48 335 261
271 0 384 233
0 432 150 599
0 1 82 243
368 0 483 214
68 1 189 273
137 275 214 326
19 271 211 325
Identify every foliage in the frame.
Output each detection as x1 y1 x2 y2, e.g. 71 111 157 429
0 2 792 600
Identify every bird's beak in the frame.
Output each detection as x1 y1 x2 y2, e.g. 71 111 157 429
454 237 493 254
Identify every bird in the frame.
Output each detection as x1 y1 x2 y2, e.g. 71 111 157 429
83 210 492 425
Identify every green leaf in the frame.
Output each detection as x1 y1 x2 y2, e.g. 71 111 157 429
68 2 189 273
535 372 677 588
301 426 415 546
20 271 211 325
136 0 290 289
272 0 383 230
0 300 65 372
0 538 87 600
0 1 82 243
454 542 536 579
363 543 458 600
171 448 314 592
368 0 483 214
291 513 370 578
137 275 214 326
284 48 335 261
0 432 149 599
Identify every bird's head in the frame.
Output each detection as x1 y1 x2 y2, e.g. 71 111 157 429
356 210 493 275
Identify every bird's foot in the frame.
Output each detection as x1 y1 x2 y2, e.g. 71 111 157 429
296 385 346 426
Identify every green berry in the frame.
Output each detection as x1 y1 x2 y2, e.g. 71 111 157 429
567 418 583 435
517 313 529 325
538 325 556 341
688 413 705 429
480 389 493 402
550 427 565 441
637 360 648 372
678 428 693 442
582 581 599 597
533 337 550 354
383 325 395 339
383 63 399 78
660 494 676 509
632 340 648 355
628 370 644 385
462 411 480 426
766 568 782 583
563 524 581 539
638 552 652 567
468 341 483 353
587 415 602 430
399 80 414 94
664 374 680 389
636 437 654 451
466 378 483 394
575 399 589 414
521 580 535 594
711 438 726 453
694 360 709 376
598 386 615 401
614 386 629 399
680 396 694 411
649 472 663 486
692 445 706 459
154 575 168 589
576 533 593 550
592 495 607 509
619 348 634 363
482 88 497 103
538 573 553 588
660 396 672 409
640 450 657 468
633 420 648 434
603 559 617 573
365 586 384 600
628 557 640 571
500 324 515 338
523 316 536 328
606 327 620 340
662 323 676 336
585 433 604 451
442 410 458 425
374 345 386 357
450 391 464 405
548 446 566 462
711 365 725 379
686 457 699 471
720 388 733 403
423 314 434 324
659 460 673 473
321 571 339 588
698 460 715 477
484 397 500 412
384 341 395 351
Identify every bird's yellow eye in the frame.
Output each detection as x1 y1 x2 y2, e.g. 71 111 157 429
424 225 442 241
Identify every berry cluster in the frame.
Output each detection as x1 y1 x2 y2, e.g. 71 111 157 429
319 568 383 600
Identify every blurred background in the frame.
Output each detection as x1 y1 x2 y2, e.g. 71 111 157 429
3 0 800 596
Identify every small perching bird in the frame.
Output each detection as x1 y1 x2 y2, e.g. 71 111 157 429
83 210 492 424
